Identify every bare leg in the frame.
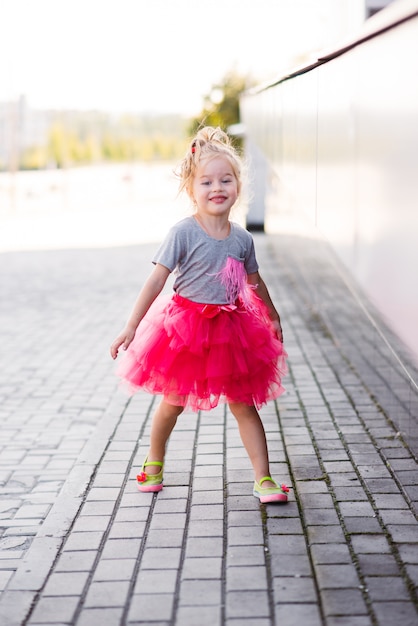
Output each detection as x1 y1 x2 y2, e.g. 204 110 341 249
146 399 184 474
228 402 276 487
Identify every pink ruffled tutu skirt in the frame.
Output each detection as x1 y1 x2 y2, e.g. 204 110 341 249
116 293 287 412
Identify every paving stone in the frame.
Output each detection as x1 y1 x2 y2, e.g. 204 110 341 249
298 493 335 508
226 565 268 591
113 507 149 523
350 534 391 554
134 568 177 594
187 519 224 538
186 536 224 558
76 607 124 626
179 579 222 606
303 507 341 525
107 521 146 539
315 563 360 589
266 517 304 534
372 602 418 626
227 495 261 511
84 580 130 608
363 478 401 493
43 571 89 596
398 543 418 564
364 575 411 601
101 538 142 560
226 590 270 619
71 516 110 533
227 525 264 547
93 558 136 582
176 605 221 626
328 473 362 486
128 593 174 622
338 501 376 517
270 554 312 578
321 588 368 616
28 596 79 623
228 510 260 526
356 554 401 576
379 504 416 528
74 501 117 518
62 531 104 552
310 543 352 565
54 550 97 572
274 603 322 626
273 575 318 602
191 489 225 506
226 545 266 567
342 516 383 534
145 528 184 548
385 524 418 543
296 480 329 494
141 547 181 570
269 534 307 556
182 557 222 580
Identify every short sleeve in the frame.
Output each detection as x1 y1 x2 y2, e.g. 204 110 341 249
244 234 259 274
152 224 185 271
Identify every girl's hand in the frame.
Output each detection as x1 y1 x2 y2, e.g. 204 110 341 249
110 264 171 360
110 328 136 359
271 319 284 343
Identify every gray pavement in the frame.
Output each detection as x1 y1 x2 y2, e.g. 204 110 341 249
0 229 417 626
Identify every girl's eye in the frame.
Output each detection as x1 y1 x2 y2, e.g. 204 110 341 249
202 181 211 186
223 179 232 184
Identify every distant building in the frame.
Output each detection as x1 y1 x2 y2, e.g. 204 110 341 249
0 96 49 170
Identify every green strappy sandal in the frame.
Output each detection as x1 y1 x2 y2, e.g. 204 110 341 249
136 457 164 493
253 477 290 503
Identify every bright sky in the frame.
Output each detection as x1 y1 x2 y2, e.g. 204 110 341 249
0 0 365 115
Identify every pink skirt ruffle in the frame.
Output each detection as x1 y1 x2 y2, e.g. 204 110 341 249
116 293 287 412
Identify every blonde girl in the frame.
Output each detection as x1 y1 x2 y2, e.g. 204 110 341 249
110 127 289 503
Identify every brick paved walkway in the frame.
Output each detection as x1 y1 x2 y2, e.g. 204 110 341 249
0 229 417 626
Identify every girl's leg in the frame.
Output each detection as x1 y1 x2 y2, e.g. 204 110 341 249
146 399 184 474
228 402 276 487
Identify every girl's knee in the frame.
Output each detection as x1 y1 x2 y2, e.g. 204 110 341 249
160 400 184 419
228 402 258 421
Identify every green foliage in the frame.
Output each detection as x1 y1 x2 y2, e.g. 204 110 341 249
17 113 189 170
188 70 254 138
12 71 253 170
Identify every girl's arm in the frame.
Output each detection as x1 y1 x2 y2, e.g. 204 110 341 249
247 271 283 343
110 263 171 359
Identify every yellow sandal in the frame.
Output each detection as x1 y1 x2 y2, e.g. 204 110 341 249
136 457 164 493
253 477 289 503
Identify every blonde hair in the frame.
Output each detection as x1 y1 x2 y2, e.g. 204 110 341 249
177 126 242 198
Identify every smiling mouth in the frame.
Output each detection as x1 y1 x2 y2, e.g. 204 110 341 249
211 196 227 203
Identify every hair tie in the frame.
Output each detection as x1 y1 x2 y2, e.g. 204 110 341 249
191 142 196 154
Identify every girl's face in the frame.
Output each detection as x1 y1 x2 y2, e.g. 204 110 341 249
191 156 239 218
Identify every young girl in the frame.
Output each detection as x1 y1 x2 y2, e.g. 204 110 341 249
110 127 289 504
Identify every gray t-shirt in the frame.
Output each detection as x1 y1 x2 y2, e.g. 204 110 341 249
153 216 259 304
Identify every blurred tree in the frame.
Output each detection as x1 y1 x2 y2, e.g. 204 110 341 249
9 111 189 171
47 123 68 168
188 70 254 138
20 145 47 169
